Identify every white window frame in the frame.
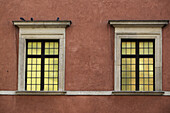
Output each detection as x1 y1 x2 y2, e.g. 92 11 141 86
13 21 71 92
109 20 169 92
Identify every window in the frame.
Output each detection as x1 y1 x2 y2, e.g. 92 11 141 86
26 40 59 91
109 20 169 92
13 21 71 92
121 39 155 91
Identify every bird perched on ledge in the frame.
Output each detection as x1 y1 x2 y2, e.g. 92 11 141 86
57 17 59 21
20 17 25 21
31 17 33 21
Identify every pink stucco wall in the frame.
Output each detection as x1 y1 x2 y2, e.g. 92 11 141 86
0 0 170 113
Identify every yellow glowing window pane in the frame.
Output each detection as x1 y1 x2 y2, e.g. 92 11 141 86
139 42 143 48
149 65 153 70
54 58 58 64
32 72 36 77
122 85 126 91
139 85 144 91
50 58 53 63
149 85 153 91
149 49 153 54
144 72 148 77
149 72 153 77
127 72 130 77
144 49 148 54
27 78 31 84
32 78 36 84
131 42 135 47
139 65 143 71
37 72 41 77
54 49 59 55
45 65 48 71
54 42 58 48
145 85 149 91
49 85 53 91
131 65 135 71
32 43 36 48
37 42 41 48
54 85 58 91
131 72 135 77
50 49 53 55
139 49 143 54
144 65 148 71
144 58 148 64
127 49 130 54
32 65 36 71
122 42 126 47
126 58 130 64
144 78 148 84
149 42 153 47
27 65 31 71
122 49 126 54
144 42 148 47
45 49 49 55
54 78 58 84
122 72 126 77
131 58 136 64
131 79 135 84
149 78 153 84
28 58 32 64
131 49 136 54
127 42 130 47
139 58 143 64
32 58 36 64
37 59 41 64
50 42 54 48
44 78 48 84
50 65 53 70
37 85 40 91
32 85 36 91
28 49 32 55
139 78 143 84
28 42 32 48
27 72 31 77
54 65 58 71
37 49 41 55
131 85 136 91
45 42 50 48
54 72 58 77
37 78 41 84
44 72 48 77
49 78 53 84
27 85 31 91
139 72 143 77
127 65 130 71
126 85 130 91
44 85 48 91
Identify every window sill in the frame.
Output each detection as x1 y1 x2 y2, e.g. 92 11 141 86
112 91 164 96
16 91 66 95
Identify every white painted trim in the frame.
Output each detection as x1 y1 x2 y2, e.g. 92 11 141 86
1 91 170 96
14 22 69 91
113 26 164 91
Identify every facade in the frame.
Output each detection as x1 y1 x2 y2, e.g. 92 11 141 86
0 0 170 113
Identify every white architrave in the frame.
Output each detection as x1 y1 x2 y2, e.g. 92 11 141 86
13 21 71 91
109 20 169 91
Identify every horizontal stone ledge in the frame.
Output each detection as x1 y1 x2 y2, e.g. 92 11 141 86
112 91 164 96
16 91 66 95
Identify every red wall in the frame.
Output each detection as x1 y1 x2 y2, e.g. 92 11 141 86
0 0 170 113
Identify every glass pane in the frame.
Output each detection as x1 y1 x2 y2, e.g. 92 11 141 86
27 42 41 55
121 58 136 91
139 41 153 55
26 58 41 91
121 41 136 55
45 42 59 55
44 58 59 91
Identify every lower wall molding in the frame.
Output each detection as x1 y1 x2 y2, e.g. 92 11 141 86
0 91 170 96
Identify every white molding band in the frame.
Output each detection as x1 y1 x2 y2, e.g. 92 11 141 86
109 20 169 91
1 91 170 96
13 21 71 91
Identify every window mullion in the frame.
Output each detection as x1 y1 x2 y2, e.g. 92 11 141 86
41 41 45 90
136 40 139 91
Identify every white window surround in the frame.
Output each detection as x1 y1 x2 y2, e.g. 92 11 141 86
13 21 71 93
109 20 169 92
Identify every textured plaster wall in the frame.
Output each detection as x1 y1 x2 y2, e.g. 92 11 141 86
0 0 170 112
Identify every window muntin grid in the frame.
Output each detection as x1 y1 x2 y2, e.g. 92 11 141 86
26 40 59 91
121 39 155 91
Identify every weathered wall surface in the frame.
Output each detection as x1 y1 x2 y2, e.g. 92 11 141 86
0 0 170 113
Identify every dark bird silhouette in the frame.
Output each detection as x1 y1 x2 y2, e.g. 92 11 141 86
31 18 33 21
20 17 25 21
56 17 59 21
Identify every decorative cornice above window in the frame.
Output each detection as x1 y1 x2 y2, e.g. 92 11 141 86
13 20 72 28
108 20 169 28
